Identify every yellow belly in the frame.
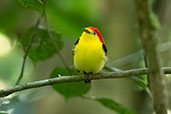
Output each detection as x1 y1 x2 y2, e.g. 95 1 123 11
74 41 107 73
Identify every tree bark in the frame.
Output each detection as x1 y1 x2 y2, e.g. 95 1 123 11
135 0 168 114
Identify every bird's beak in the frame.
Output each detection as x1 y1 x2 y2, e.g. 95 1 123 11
83 28 91 34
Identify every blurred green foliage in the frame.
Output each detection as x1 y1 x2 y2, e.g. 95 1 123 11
46 0 99 37
0 1 19 33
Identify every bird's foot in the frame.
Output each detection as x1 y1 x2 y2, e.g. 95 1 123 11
83 71 92 83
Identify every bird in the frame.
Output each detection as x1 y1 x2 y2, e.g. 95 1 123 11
73 26 107 83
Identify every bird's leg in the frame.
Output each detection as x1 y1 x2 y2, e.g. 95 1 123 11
83 71 92 83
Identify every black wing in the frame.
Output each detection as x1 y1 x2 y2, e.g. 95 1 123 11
74 38 80 45
102 43 107 56
72 38 80 55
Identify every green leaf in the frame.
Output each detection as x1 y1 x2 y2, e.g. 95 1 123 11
96 98 135 114
131 75 147 91
18 0 43 13
50 67 91 99
21 26 63 62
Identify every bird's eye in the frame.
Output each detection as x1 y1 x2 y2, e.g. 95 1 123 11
93 32 96 35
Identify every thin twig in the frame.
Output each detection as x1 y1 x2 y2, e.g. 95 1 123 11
16 1 47 85
1 67 171 98
16 17 41 85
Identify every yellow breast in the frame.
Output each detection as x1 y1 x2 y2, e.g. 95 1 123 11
73 32 107 73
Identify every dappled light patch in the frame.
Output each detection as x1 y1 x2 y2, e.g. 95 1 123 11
0 33 12 56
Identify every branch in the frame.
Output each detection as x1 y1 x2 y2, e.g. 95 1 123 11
135 0 168 114
1 67 171 98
